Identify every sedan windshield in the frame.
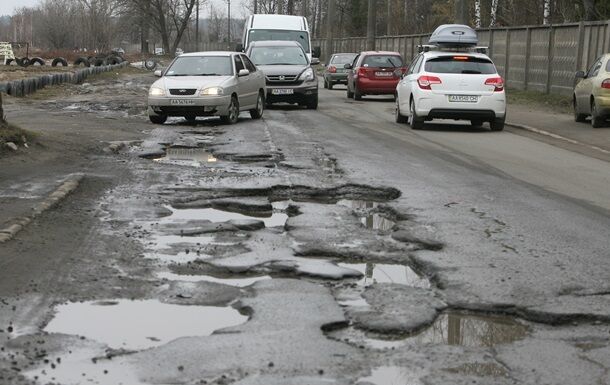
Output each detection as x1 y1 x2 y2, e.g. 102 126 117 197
249 46 308 66
165 56 233 76
425 56 496 74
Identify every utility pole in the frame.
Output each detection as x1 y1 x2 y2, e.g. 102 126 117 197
326 0 336 59
253 0 257 14
195 0 199 51
387 0 392 36
366 0 376 50
227 0 231 44
454 0 467 25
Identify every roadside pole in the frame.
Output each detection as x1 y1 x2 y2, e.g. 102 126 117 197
455 0 467 24
367 0 376 50
326 0 336 60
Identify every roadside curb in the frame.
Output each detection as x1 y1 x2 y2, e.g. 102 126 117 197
507 122 610 156
0 174 84 243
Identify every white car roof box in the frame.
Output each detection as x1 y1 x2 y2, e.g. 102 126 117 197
429 24 478 46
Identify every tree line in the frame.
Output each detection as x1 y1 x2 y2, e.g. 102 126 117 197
0 0 608 54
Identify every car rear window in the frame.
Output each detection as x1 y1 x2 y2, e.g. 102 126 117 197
331 54 357 65
425 56 496 74
362 55 403 68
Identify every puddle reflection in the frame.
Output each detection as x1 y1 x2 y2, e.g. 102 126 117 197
157 271 271 287
45 299 248 350
337 200 396 231
164 206 288 227
153 148 218 167
339 263 429 288
356 366 422 385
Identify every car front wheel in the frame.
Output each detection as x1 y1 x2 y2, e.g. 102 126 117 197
250 91 264 119
221 96 239 124
149 114 167 124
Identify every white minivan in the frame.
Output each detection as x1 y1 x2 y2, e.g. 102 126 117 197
239 14 321 61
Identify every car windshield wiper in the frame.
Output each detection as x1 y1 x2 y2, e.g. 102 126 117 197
387 58 398 67
266 63 300 65
166 74 190 76
198 73 224 76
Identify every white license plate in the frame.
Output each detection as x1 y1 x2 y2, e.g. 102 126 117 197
375 71 393 77
170 99 195 105
448 95 479 103
272 89 294 95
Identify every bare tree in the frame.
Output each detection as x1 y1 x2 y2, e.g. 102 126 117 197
582 0 596 21
474 0 481 28
490 0 499 26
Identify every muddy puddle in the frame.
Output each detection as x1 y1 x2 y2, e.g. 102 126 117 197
337 200 396 231
45 299 248 350
338 263 430 288
164 205 288 228
329 312 528 350
356 366 423 385
153 147 219 167
157 271 271 287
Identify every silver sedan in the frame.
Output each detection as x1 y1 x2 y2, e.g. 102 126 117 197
147 51 266 124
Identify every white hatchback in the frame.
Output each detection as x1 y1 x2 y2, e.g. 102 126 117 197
395 51 506 131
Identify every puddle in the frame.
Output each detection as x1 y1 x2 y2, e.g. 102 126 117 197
329 313 528 350
164 206 288 228
45 299 248 350
338 263 430 288
153 147 218 167
337 200 396 231
356 366 423 385
445 362 508 377
157 271 271 287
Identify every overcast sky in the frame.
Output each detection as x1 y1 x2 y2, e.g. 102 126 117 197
0 0 245 18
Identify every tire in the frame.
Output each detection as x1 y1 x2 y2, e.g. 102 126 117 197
87 56 96 65
149 114 167 124
574 97 587 123
249 91 265 119
184 115 197 123
354 86 363 101
16 57 30 67
471 119 483 127
409 99 424 130
306 94 318 110
30 57 45 66
395 98 408 123
220 96 239 124
347 85 354 99
144 59 157 70
591 99 605 128
490 118 505 131
4 58 14 65
74 57 91 67
93 58 104 67
323 78 328 89
328 81 334 90
51 57 68 67
105 56 121 65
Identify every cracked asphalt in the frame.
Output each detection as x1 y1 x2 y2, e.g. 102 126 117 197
0 68 609 385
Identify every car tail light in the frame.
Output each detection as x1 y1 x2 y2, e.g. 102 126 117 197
485 77 504 92
328 65 337 73
417 75 442 90
357 67 368 78
602 79 610 89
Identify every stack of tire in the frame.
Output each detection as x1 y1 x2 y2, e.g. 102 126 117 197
4 52 127 68
4 57 46 67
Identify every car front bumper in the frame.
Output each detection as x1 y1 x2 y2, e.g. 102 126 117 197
265 83 318 104
147 95 231 116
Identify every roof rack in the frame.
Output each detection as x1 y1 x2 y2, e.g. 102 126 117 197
418 44 488 54
429 24 478 46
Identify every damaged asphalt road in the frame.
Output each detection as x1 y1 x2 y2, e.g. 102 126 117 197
0 69 609 385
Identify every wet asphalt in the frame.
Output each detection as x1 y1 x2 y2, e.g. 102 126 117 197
0 73 609 385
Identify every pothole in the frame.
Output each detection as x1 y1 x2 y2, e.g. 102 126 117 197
338 200 396 231
45 299 248 350
338 263 430 288
163 205 288 228
328 312 529 350
356 366 423 385
153 147 219 167
157 271 271 287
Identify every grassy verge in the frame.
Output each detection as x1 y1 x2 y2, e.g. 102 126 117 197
0 122 36 146
507 88 572 114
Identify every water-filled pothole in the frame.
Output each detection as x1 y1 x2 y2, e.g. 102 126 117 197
164 206 288 228
45 299 248 350
153 147 218 167
329 312 528 350
356 366 423 385
338 263 430 288
157 271 271 287
337 200 396 231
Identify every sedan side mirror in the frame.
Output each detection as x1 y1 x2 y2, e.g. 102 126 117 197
575 70 586 79
311 58 320 65
344 63 352 70
154 70 162 77
238 69 250 77
312 46 321 58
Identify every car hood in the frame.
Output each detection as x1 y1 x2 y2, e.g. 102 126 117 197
256 65 308 77
156 75 232 90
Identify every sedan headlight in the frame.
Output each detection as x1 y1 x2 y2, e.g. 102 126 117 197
201 87 224 96
149 86 165 97
299 68 315 82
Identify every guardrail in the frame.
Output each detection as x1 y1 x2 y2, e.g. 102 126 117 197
0 61 129 97
313 20 610 96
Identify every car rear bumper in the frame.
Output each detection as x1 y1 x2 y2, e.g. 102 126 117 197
148 95 231 116
356 78 399 94
415 93 506 120
427 109 500 121
595 95 610 115
325 73 348 83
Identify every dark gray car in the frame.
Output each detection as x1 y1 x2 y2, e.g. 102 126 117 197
246 40 319 109
323 53 357 89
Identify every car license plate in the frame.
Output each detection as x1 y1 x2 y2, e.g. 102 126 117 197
272 89 294 95
448 95 479 103
375 71 393 77
170 99 195 105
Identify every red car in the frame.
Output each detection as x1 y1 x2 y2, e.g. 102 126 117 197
345 51 406 100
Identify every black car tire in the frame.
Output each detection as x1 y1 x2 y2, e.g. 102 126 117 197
409 99 424 130
51 57 68 67
74 57 91 67
30 57 45 66
574 97 587 122
354 86 363 101
471 119 483 127
306 94 318 110
591 99 605 128
328 81 334 90
347 85 354 99
250 91 265 119
490 118 505 131
149 114 167 124
395 98 408 123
